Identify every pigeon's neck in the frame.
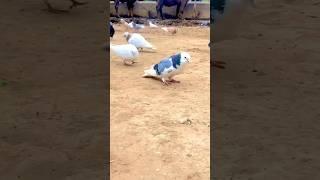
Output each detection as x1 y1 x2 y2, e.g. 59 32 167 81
171 53 181 69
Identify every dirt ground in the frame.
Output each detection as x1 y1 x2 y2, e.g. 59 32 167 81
214 0 320 179
0 1 107 180
110 25 210 179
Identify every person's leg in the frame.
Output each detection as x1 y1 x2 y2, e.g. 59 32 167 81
115 0 120 17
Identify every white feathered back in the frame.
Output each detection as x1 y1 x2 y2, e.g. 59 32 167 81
124 32 156 50
110 44 139 60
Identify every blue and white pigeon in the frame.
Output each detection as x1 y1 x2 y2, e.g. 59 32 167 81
142 52 191 85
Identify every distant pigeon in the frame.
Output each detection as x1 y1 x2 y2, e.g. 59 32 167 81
120 19 130 27
123 32 156 51
148 20 158 28
120 19 145 31
128 21 145 31
110 22 115 38
161 27 177 34
110 44 139 65
143 52 191 85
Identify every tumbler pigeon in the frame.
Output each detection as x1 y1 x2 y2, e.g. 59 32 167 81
143 52 191 85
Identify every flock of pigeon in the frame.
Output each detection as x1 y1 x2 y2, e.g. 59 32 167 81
109 19 191 86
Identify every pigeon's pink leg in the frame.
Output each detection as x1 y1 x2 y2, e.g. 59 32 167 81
161 78 170 86
123 60 131 65
168 77 180 83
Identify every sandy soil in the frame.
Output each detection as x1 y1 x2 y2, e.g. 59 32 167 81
0 1 107 179
110 25 210 179
214 0 320 179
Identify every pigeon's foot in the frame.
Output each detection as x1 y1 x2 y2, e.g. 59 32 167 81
123 60 131 65
162 81 170 86
161 78 170 86
168 79 180 83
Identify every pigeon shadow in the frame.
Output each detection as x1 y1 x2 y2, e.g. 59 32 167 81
139 50 157 53
142 76 162 82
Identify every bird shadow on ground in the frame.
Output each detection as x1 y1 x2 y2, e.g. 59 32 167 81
139 50 157 53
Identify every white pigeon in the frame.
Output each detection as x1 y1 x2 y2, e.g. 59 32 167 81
148 20 158 28
123 32 156 51
110 43 139 65
161 27 177 34
143 52 191 85
120 18 130 28
161 27 169 32
120 19 145 31
128 21 145 30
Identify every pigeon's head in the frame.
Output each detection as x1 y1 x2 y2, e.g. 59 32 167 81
180 52 191 64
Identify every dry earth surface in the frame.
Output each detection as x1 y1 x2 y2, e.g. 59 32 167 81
214 0 320 179
0 0 107 179
110 25 210 179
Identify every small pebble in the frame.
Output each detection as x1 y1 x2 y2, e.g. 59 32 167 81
179 118 192 125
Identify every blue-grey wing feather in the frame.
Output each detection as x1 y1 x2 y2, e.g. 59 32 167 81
171 53 181 69
154 59 172 75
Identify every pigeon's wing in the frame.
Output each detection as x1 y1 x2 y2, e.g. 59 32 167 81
128 35 144 48
138 24 145 29
130 48 139 58
156 59 176 76
111 45 135 59
137 34 153 48
129 34 151 48
128 22 134 28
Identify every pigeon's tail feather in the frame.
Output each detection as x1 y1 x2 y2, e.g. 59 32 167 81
144 41 156 50
142 65 157 77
